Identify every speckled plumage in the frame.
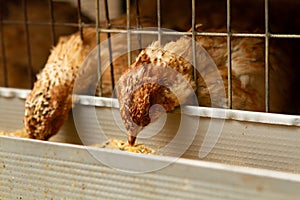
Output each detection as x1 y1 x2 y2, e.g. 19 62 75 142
24 28 97 139
117 33 294 145
117 38 196 142
23 28 294 142
23 16 156 140
196 33 293 113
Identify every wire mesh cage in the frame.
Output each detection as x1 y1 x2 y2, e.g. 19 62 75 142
1 0 300 114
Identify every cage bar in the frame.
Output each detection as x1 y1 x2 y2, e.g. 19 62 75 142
126 0 131 66
76 0 84 40
22 0 34 88
264 0 270 112
71 28 300 39
104 0 115 94
96 0 102 96
135 0 142 49
157 0 162 45
93 29 300 39
1 20 89 28
191 0 198 97
226 0 232 109
48 0 56 46
0 0 8 87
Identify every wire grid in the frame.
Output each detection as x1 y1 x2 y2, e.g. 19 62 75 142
1 0 300 112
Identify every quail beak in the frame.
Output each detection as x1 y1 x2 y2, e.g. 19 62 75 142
127 126 143 146
128 135 137 146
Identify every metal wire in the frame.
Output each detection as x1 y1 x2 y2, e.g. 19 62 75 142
126 0 131 66
1 20 84 27
22 0 34 88
0 0 8 87
135 0 142 49
96 0 102 96
104 0 115 94
157 0 162 45
264 0 270 113
191 0 198 98
2 18 300 40
77 0 84 40
227 0 232 109
48 0 56 46
81 28 300 39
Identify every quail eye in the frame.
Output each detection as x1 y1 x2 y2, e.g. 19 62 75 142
142 110 148 117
